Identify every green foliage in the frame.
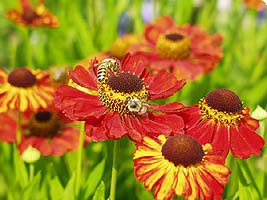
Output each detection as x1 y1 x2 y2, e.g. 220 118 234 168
92 181 105 200
80 158 106 199
22 172 41 200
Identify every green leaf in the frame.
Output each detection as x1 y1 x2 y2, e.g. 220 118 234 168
13 146 28 187
239 180 257 200
22 171 41 200
80 158 106 199
237 160 262 199
63 172 76 200
92 181 105 200
49 176 64 200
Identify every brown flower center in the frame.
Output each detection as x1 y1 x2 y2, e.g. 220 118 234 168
22 7 39 23
28 111 62 138
165 33 184 41
107 72 144 93
156 33 191 59
98 71 149 115
162 134 204 167
8 67 37 88
199 88 245 126
204 88 243 113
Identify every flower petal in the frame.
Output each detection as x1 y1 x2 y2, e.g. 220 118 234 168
211 125 230 158
132 114 174 138
154 164 176 200
148 70 185 100
149 113 184 134
85 118 109 141
150 102 185 113
144 16 175 44
230 124 265 159
186 168 200 200
50 127 80 156
104 112 128 139
55 85 106 121
123 115 142 142
69 65 97 90
186 120 216 144
19 136 52 156
175 167 190 196
0 112 17 143
121 53 149 78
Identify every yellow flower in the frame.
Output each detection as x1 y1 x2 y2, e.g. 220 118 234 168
0 67 54 112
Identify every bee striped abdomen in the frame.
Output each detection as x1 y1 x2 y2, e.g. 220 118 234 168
97 58 119 83
97 65 108 82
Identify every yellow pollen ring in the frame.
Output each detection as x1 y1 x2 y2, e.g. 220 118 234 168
199 98 244 127
98 80 149 114
156 34 191 59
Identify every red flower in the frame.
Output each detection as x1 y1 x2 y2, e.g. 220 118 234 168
181 88 265 159
6 0 59 28
55 53 185 142
128 16 223 81
0 108 81 156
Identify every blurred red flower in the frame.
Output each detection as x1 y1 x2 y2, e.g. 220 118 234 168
128 16 223 81
0 108 81 156
6 0 59 28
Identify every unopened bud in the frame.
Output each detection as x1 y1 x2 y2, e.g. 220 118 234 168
22 146 41 163
251 105 267 121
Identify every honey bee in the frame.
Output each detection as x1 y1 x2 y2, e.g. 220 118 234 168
97 58 119 83
125 97 149 115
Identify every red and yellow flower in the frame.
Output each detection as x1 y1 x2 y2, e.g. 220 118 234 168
0 67 54 112
0 108 81 156
181 88 265 159
55 53 185 142
6 0 59 28
134 134 231 200
128 16 223 81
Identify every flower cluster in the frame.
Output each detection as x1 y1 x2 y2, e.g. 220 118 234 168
54 31 264 200
1 7 266 200
0 66 81 156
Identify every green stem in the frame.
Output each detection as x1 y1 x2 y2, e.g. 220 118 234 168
29 163 34 182
109 140 120 200
75 121 85 196
10 36 18 70
25 28 33 68
17 111 22 144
